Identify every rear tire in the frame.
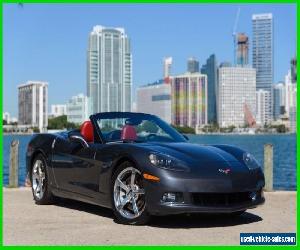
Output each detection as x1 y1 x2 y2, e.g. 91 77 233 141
111 161 150 225
31 154 55 205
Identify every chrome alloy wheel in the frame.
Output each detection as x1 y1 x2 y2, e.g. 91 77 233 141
32 159 46 200
113 167 146 219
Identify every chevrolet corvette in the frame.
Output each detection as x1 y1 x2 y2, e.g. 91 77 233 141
26 112 265 225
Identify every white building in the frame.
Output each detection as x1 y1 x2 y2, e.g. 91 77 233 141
284 70 297 132
10 117 18 123
289 107 296 133
3 112 10 124
136 82 171 123
171 73 208 128
256 89 272 126
51 104 67 117
217 67 256 127
66 94 90 124
87 25 132 114
18 81 48 132
285 70 297 118
163 57 172 79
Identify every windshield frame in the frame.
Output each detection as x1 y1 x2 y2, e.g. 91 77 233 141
90 112 187 144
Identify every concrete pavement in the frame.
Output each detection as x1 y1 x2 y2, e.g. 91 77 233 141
3 188 296 245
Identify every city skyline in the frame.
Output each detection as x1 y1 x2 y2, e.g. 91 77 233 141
3 4 296 116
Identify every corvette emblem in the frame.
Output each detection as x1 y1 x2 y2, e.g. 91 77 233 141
218 168 231 174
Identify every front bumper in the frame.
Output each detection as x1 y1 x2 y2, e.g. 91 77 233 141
143 171 265 216
147 195 265 215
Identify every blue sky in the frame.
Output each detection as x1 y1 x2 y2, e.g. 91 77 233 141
3 3 296 117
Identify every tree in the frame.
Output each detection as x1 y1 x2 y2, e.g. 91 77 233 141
276 124 287 133
48 115 78 130
32 127 40 133
171 125 195 134
140 121 158 133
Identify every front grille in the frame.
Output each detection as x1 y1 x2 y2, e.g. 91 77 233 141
192 192 252 207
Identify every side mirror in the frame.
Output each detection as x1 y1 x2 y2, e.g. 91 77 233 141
69 135 89 148
183 134 189 141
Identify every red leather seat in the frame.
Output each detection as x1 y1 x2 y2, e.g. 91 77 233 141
121 125 137 141
80 121 94 143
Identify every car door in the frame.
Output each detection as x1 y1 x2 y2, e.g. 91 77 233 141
69 143 103 198
51 136 77 192
52 135 102 198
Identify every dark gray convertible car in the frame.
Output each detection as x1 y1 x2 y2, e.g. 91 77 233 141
26 112 265 225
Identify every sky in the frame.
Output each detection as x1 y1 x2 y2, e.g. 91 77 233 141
3 3 296 117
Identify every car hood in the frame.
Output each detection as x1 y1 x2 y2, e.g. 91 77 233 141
138 142 243 165
133 142 262 190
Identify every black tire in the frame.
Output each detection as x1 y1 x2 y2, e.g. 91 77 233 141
111 161 150 225
31 154 55 205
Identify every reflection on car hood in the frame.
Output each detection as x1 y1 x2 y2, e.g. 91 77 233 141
138 142 241 163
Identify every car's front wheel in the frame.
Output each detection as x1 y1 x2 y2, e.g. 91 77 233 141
31 154 54 205
112 162 150 225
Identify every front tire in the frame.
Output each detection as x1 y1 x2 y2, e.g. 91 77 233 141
111 162 150 225
31 154 54 205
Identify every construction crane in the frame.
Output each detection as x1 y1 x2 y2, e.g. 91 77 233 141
232 7 241 65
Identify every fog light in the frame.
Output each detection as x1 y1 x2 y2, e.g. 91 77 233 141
161 192 183 203
249 191 257 201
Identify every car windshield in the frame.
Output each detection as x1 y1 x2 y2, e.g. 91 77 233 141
92 112 186 143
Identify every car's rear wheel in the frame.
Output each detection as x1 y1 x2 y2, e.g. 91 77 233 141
31 154 54 205
112 162 150 225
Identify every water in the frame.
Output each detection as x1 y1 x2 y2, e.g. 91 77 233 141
3 134 296 190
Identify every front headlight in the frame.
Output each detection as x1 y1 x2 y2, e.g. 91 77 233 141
243 152 261 170
149 153 188 171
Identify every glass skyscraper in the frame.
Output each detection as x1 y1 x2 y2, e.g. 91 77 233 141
87 25 132 114
252 13 273 92
187 57 199 73
201 54 217 124
291 57 297 84
272 82 286 120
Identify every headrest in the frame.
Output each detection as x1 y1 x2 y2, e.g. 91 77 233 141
80 121 94 143
121 125 137 141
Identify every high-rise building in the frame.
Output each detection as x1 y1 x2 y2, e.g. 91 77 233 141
18 81 48 132
201 54 217 123
256 89 272 126
272 82 286 120
171 73 207 128
217 67 256 127
252 13 273 92
87 25 132 114
136 82 171 123
163 57 173 79
236 33 249 66
285 70 297 118
66 94 90 124
187 57 199 73
289 106 296 133
291 57 297 84
50 104 67 117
